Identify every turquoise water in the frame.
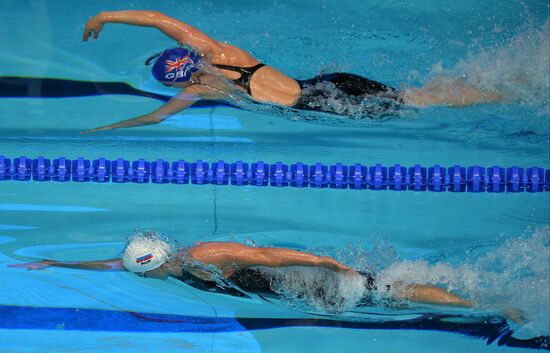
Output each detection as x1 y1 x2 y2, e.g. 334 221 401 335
0 0 549 352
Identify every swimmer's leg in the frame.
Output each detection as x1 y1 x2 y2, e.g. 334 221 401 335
396 284 529 326
396 284 474 307
401 77 503 107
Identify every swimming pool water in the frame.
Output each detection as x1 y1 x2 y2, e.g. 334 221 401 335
0 0 549 352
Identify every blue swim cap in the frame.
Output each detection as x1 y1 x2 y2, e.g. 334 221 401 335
151 47 201 83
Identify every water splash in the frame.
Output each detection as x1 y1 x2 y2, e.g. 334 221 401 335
465 227 550 337
247 237 400 313
255 266 367 313
377 226 550 337
428 18 549 112
312 237 400 273
253 227 549 338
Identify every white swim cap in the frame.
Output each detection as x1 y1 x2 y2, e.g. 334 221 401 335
122 231 174 273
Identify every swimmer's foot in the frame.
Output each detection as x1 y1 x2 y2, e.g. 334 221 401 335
502 307 528 325
501 307 542 340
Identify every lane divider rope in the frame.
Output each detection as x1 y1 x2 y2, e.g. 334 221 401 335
1 155 548 193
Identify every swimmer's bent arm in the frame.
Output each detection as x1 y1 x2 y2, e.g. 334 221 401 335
9 259 124 271
81 85 214 134
83 10 219 53
189 242 354 274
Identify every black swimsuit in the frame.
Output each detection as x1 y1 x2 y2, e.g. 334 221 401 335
294 73 401 108
293 72 403 120
178 267 378 302
213 63 266 94
231 267 378 292
214 62 401 118
0 67 401 120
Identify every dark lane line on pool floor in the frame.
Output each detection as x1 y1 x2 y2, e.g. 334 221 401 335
0 305 547 350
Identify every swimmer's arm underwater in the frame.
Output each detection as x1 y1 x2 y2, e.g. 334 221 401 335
83 10 219 53
189 242 354 275
9 259 124 271
80 85 218 134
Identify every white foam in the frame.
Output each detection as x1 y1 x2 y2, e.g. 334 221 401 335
425 19 550 112
377 227 550 337
258 267 368 313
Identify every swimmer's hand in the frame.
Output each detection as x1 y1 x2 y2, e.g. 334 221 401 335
320 257 356 274
80 125 116 134
9 260 54 270
83 13 106 41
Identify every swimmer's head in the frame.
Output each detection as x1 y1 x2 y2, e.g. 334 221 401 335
147 47 201 84
122 230 176 275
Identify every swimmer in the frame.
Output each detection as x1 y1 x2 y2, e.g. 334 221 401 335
10 231 472 309
79 10 502 134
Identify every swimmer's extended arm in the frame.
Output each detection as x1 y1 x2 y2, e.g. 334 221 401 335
83 10 219 53
189 242 354 274
80 85 215 134
9 259 124 271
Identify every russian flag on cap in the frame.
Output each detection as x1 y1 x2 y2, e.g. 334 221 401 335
136 253 153 264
